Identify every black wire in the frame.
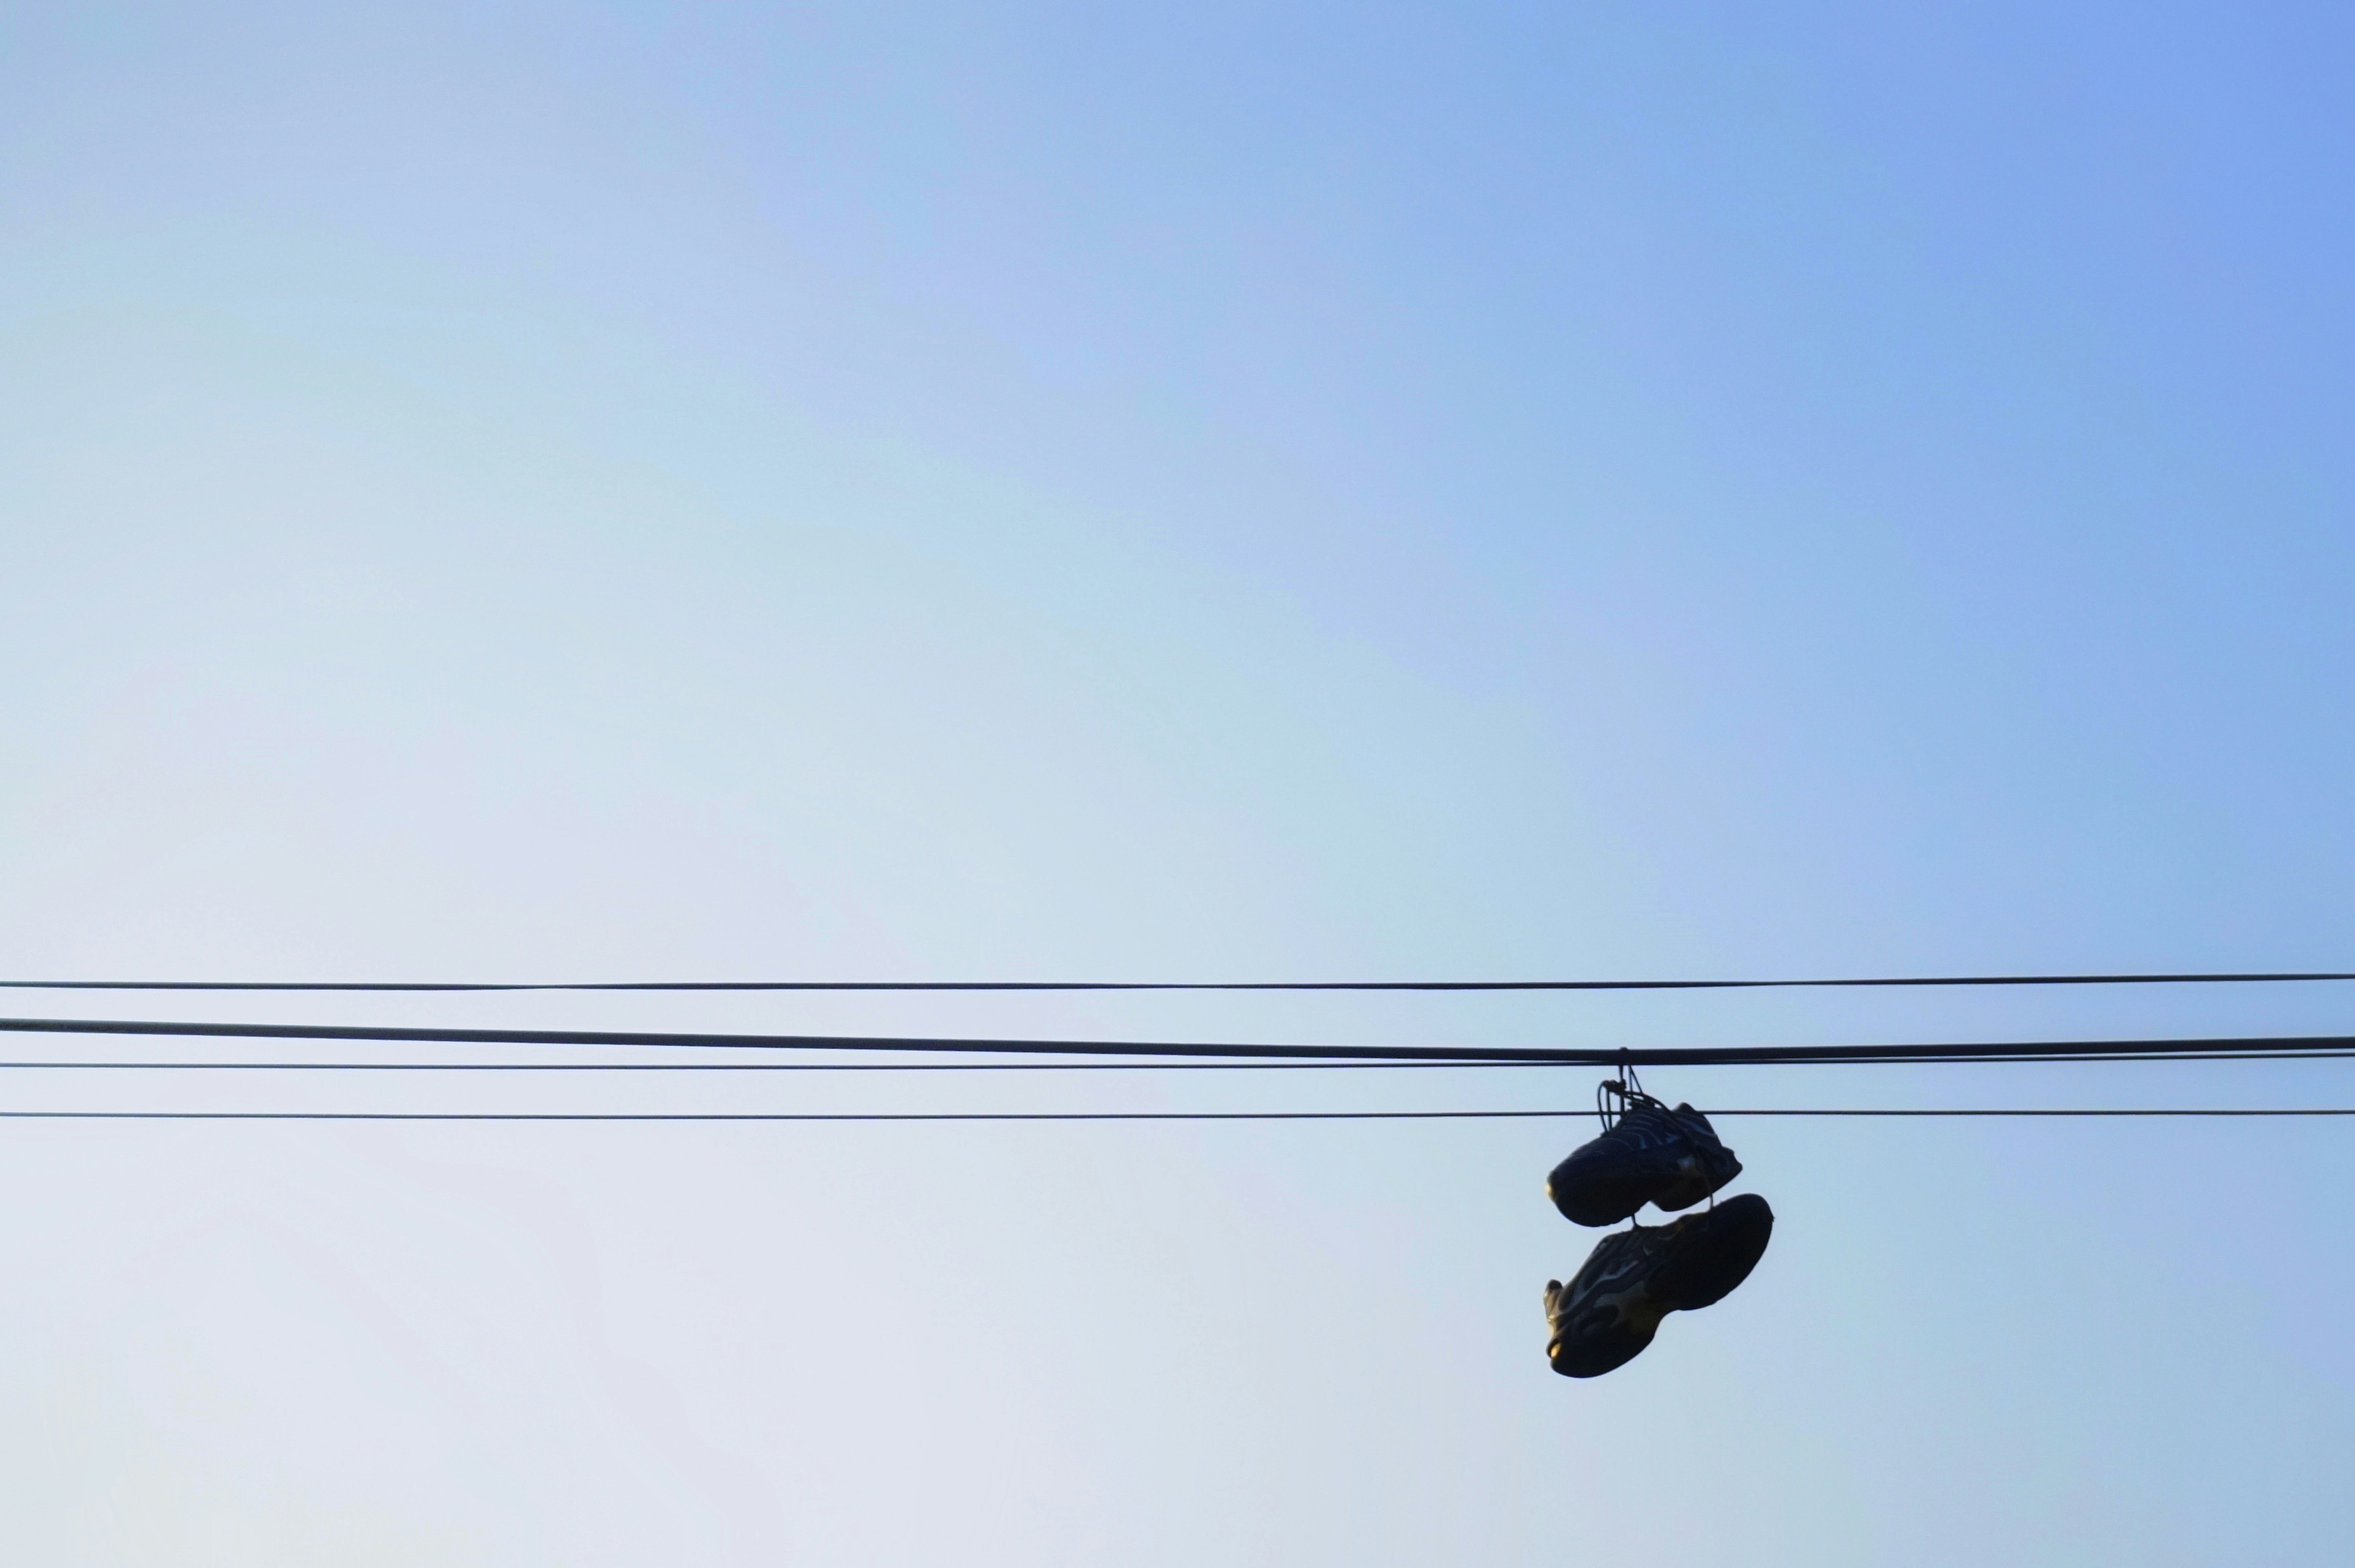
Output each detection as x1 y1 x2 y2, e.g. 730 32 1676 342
3 971 2352 992
3 1048 2355 1073
0 1107 2347 1122
0 1108 1579 1122
0 1058 1594 1072
1703 1108 2355 1116
9 1015 2355 1066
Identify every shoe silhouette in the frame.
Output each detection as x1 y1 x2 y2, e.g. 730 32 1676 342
1546 1091 1743 1227
1545 1194 1774 1378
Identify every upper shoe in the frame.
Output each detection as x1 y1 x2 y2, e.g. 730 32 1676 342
1545 1094 1743 1227
1544 1192 1775 1379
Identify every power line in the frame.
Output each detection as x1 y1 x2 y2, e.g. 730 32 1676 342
0 1058 1598 1073
0 1107 2347 1122
8 1015 2355 1065
0 1108 1580 1122
2 970 2352 993
2 1048 2354 1073
1704 1108 2355 1116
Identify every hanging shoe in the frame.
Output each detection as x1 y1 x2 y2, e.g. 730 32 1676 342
1546 1092 1742 1226
1544 1193 1774 1378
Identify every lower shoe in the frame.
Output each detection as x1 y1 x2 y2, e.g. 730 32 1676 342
1546 1094 1743 1226
1545 1193 1774 1379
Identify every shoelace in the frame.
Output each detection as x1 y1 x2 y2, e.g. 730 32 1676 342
1594 1062 1652 1132
1596 1071 1677 1134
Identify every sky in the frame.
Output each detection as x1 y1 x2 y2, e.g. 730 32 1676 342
4 2 2353 1562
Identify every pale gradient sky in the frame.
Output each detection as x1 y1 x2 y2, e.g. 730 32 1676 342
4 4 2353 1563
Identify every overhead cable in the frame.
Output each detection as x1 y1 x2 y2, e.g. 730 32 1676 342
3 970 2352 993
0 1058 1621 1073
2 1048 2354 1073
0 1107 2349 1122
8 1014 2355 1066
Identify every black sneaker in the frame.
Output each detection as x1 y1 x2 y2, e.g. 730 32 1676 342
1546 1093 1742 1227
1544 1193 1774 1379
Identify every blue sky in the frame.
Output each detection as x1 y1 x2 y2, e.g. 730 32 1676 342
4 3 2353 1562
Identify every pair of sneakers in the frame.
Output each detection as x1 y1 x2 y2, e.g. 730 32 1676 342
1542 1086 1773 1378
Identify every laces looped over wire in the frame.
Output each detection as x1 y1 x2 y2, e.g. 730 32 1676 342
1594 1059 1660 1133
